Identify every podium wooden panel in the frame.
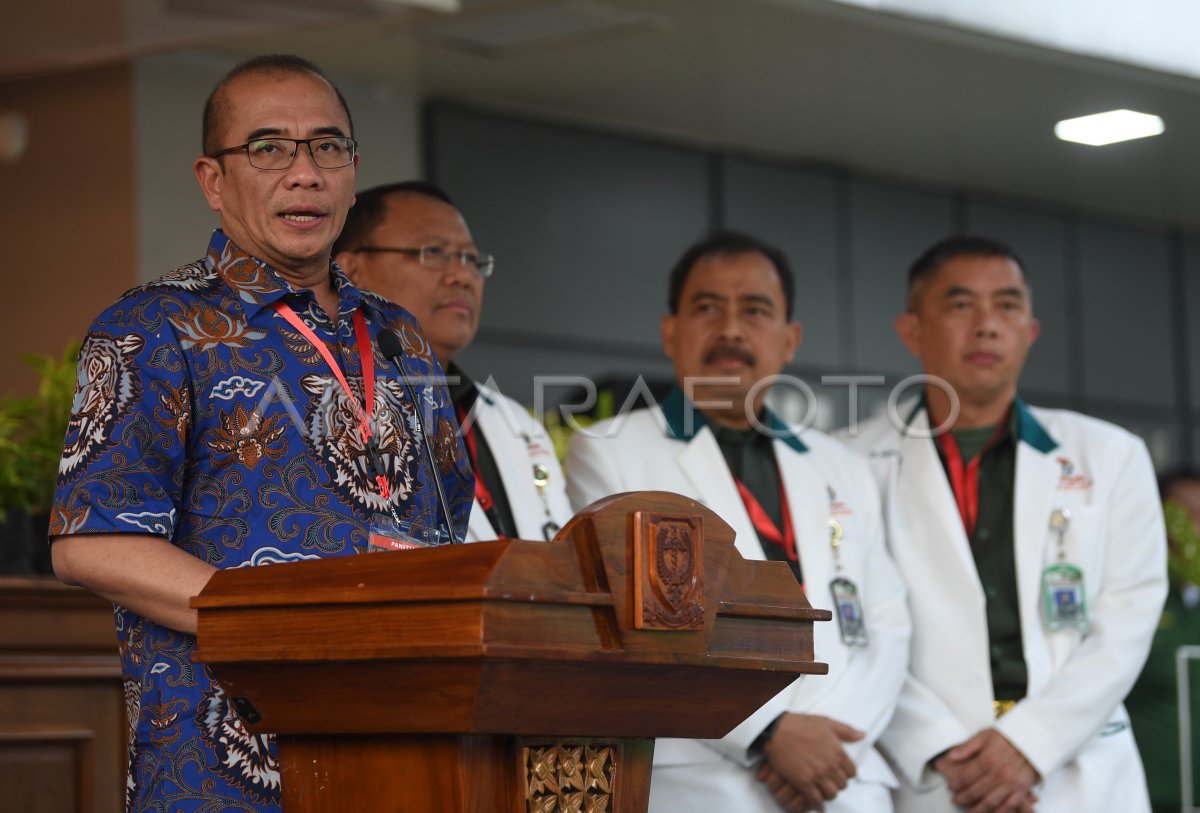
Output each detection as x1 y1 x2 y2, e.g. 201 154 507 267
0 576 125 813
193 491 831 812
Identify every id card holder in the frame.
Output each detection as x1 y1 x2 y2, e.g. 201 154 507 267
830 577 868 646
367 512 449 553
1041 562 1089 633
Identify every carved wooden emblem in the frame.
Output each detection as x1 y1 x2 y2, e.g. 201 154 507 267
633 511 704 630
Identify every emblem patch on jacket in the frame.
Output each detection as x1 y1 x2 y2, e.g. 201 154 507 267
1056 457 1094 491
827 485 853 516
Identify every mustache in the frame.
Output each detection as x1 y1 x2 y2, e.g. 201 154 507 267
703 343 756 366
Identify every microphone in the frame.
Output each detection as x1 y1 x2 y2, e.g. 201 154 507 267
376 329 458 546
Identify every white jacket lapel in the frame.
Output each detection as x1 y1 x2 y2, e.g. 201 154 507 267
777 446 828 589
676 429 764 563
898 414 981 594
776 445 849 681
1013 440 1062 680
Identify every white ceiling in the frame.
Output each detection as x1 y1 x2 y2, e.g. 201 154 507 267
816 0 1200 82
8 0 1200 230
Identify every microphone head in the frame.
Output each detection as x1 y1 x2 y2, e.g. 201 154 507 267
376 328 405 359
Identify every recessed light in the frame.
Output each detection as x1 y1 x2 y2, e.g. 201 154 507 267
1054 109 1164 146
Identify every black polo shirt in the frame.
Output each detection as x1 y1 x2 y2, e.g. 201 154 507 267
709 422 801 583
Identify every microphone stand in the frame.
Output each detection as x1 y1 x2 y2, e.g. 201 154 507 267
376 331 457 546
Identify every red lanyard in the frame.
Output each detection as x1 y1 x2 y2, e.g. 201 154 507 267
455 405 513 539
271 301 390 499
455 405 495 513
937 423 1007 538
735 476 797 563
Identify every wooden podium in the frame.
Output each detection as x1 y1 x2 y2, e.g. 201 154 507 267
192 491 831 812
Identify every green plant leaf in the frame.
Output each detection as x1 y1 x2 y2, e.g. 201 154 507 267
0 341 80 518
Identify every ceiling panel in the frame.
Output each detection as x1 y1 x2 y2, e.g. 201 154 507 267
8 0 1200 230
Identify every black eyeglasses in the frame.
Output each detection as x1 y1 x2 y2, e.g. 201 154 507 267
354 245 495 278
208 136 357 170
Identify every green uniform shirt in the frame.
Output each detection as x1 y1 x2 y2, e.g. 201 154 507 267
709 422 800 583
937 407 1028 702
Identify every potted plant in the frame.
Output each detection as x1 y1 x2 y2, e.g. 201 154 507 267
0 342 78 575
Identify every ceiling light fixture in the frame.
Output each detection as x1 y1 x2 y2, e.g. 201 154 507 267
1054 109 1164 146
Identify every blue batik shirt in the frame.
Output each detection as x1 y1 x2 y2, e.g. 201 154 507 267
50 230 474 812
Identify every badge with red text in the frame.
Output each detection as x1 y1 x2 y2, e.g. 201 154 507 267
367 512 446 552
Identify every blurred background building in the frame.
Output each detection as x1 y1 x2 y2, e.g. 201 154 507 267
2 0 1199 467
4 4 1200 810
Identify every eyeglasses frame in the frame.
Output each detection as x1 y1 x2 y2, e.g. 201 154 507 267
207 135 358 171
353 245 495 278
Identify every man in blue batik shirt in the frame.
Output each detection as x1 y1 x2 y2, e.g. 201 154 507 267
49 54 474 812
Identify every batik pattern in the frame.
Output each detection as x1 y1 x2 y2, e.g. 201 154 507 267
52 230 474 812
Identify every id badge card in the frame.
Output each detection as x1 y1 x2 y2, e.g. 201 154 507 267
830 577 868 647
367 512 450 553
1041 562 1089 633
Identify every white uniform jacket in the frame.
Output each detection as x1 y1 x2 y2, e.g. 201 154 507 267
566 389 911 813
845 398 1167 813
463 383 574 543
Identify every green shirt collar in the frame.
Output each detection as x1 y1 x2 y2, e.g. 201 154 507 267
659 386 808 454
906 393 1058 454
1013 396 1058 453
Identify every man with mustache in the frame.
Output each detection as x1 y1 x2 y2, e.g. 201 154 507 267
335 181 572 541
49 56 473 812
566 230 911 813
845 235 1166 813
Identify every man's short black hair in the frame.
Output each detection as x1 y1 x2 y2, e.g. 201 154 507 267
907 235 1027 311
202 54 354 157
667 230 795 318
332 181 457 257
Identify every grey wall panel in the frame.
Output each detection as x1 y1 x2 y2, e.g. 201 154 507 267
721 158 842 368
1128 419 1182 472
1077 222 1176 408
135 53 421 283
428 106 709 357
1085 409 1184 472
1184 238 1200 413
848 180 955 374
423 107 1193 453
134 54 227 282
819 373 920 435
964 202 1072 399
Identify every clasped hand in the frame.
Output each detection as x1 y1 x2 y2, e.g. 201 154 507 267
935 728 1040 813
754 713 864 812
